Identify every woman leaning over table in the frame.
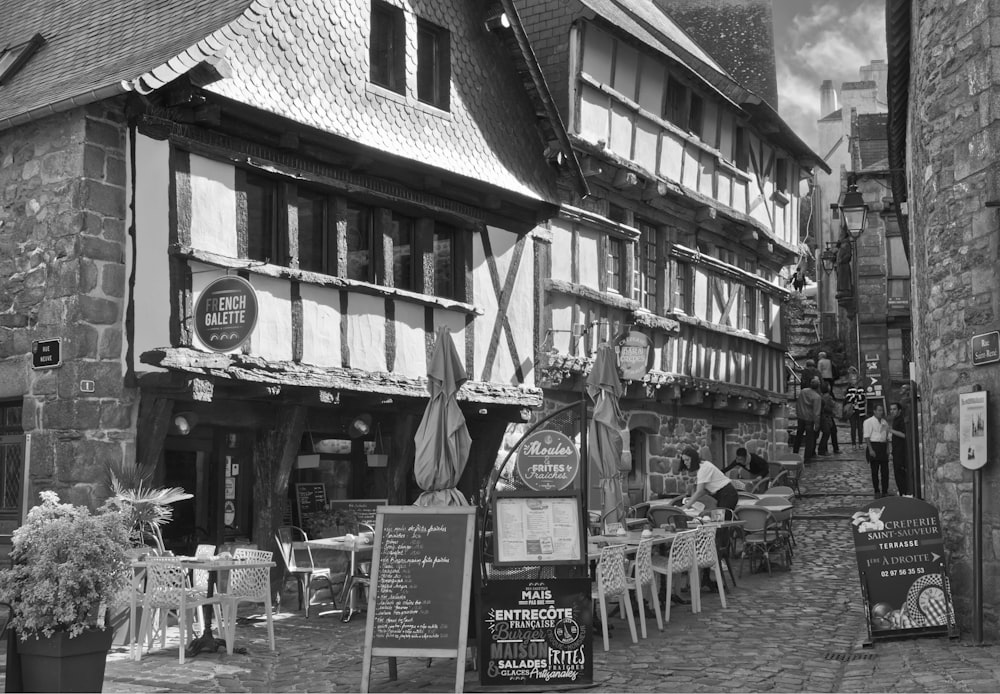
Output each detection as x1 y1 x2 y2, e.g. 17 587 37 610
679 447 738 512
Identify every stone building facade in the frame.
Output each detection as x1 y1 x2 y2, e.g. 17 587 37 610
887 0 1000 635
0 102 135 523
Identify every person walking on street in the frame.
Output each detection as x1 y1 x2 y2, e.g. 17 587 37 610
817 352 836 391
817 381 840 455
889 402 908 495
793 376 822 464
844 375 867 450
864 404 891 498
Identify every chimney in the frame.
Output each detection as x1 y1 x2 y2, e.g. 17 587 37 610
655 0 779 110
820 79 838 118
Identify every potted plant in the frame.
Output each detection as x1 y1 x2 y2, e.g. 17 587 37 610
0 491 133 693
303 504 357 539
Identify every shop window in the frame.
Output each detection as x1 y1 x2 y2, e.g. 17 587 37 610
370 1 405 94
245 174 285 265
417 18 450 110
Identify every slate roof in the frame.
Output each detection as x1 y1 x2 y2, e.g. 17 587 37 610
199 0 559 202
0 0 561 202
0 0 260 128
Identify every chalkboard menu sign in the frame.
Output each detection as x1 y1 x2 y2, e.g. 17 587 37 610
360 506 475 693
294 483 327 526
480 578 592 687
327 498 386 529
851 496 957 640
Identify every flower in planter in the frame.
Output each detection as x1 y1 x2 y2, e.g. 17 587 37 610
0 491 133 639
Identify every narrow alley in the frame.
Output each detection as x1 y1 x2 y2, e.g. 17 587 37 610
8 451 992 693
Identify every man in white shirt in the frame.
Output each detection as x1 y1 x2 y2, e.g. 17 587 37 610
863 404 891 498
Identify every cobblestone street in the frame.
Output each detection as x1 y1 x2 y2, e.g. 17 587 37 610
4 450 1000 693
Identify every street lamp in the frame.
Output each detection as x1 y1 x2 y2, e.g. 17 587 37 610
839 174 869 377
820 243 838 275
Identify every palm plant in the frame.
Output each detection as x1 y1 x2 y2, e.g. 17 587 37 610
104 459 193 553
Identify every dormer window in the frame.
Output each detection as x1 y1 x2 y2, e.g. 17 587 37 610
0 33 45 86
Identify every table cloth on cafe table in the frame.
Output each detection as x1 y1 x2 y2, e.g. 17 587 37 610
413 326 472 506
587 343 630 526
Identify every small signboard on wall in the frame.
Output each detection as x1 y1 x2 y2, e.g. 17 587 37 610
971 331 1000 366
959 390 988 470
31 339 61 370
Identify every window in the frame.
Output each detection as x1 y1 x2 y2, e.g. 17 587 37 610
390 213 414 290
672 261 690 313
346 202 374 282
775 158 788 193
757 292 770 336
734 127 749 170
297 189 335 274
0 33 44 85
433 223 456 298
417 19 450 110
0 400 24 516
664 76 688 129
245 174 284 264
636 221 659 311
607 203 628 225
886 234 910 306
607 237 625 294
688 93 704 138
370 1 405 94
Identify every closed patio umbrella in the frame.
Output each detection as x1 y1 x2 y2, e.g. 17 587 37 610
413 326 472 506
586 343 631 528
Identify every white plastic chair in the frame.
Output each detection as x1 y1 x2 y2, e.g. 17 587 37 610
191 544 220 633
651 529 699 621
217 548 275 653
134 557 223 664
591 543 638 651
625 537 663 637
694 526 728 611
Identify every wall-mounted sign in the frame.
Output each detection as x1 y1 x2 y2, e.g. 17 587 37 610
959 390 988 470
515 430 580 492
615 330 653 381
971 331 1000 366
31 339 62 370
194 276 258 352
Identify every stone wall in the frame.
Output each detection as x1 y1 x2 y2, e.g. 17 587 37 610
0 99 137 509
907 0 1000 636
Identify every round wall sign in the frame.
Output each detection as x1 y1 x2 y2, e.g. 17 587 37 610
194 276 259 352
616 330 654 381
515 430 580 491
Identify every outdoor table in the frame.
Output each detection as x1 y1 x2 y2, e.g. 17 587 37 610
304 536 374 622
587 528 675 561
130 556 275 657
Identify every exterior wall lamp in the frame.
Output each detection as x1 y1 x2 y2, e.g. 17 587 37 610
840 175 869 240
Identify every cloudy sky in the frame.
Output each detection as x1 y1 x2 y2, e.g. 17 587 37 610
772 0 887 150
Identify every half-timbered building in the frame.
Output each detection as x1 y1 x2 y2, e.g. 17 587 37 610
0 0 583 555
514 0 830 506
